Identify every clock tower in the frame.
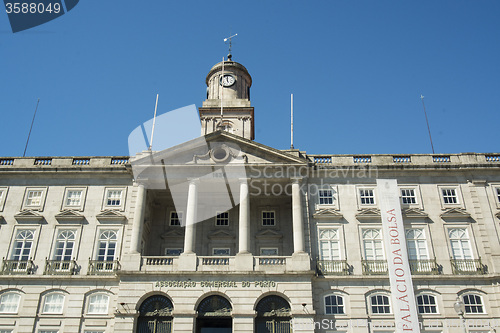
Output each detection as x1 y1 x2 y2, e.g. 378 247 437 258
199 55 254 140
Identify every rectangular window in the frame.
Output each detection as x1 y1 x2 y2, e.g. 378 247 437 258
496 187 500 203
65 190 83 207
359 189 375 205
97 230 117 262
106 190 122 206
262 211 275 226
169 211 182 226
216 211 229 226
318 229 340 260
319 189 334 205
401 189 417 205
260 248 278 256
26 190 43 206
212 248 230 256
442 188 458 204
38 331 59 333
165 248 182 256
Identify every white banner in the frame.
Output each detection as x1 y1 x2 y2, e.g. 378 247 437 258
377 179 420 332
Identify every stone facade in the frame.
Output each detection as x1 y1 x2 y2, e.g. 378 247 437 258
0 59 499 333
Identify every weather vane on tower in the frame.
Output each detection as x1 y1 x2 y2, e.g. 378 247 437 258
224 33 237 60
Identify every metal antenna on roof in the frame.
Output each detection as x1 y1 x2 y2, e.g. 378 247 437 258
224 33 237 60
149 94 159 151
420 95 435 154
23 98 40 157
291 94 294 149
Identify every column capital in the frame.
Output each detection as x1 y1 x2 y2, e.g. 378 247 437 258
187 178 200 185
291 177 303 184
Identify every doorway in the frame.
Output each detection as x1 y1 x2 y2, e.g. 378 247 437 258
196 295 232 333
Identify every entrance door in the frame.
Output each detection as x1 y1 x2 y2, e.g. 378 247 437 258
136 295 173 333
196 295 233 333
196 317 232 333
255 295 292 333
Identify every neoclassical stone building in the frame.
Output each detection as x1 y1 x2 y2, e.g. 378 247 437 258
0 56 499 333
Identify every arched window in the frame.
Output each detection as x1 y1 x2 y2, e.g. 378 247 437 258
42 293 65 314
137 295 173 333
416 294 437 314
462 294 484 314
370 294 391 314
255 295 291 333
54 230 76 261
325 295 344 314
0 292 21 313
87 294 110 314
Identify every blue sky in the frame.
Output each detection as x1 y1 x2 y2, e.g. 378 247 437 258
1 1 499 157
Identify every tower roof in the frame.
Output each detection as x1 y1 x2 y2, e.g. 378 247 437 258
206 60 252 87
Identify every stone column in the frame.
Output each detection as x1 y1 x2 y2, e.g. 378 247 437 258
130 183 146 253
292 178 305 253
183 179 199 254
238 179 251 254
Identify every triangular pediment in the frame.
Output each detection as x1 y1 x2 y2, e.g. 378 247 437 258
161 229 184 239
402 208 429 219
440 208 471 220
256 229 283 239
496 211 500 220
313 209 343 220
55 209 85 223
356 208 381 221
15 210 43 223
208 230 235 239
131 131 307 168
96 209 126 223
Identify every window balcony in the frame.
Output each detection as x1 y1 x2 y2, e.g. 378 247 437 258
88 259 120 275
44 259 77 275
362 260 388 275
409 259 440 275
316 259 350 275
1 258 35 275
450 258 486 275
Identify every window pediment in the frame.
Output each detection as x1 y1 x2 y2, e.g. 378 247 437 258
55 209 85 223
356 208 381 221
161 229 184 239
208 230 235 239
440 208 471 221
402 208 429 219
313 209 343 220
256 229 283 239
96 209 127 223
14 210 43 223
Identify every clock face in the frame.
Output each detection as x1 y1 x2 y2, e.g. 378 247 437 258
220 74 236 87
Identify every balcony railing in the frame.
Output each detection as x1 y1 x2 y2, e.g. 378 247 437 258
88 259 120 275
201 257 230 266
44 259 77 275
144 256 174 266
451 258 486 275
258 257 286 266
362 260 388 275
1 259 34 275
316 259 350 275
409 259 439 275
